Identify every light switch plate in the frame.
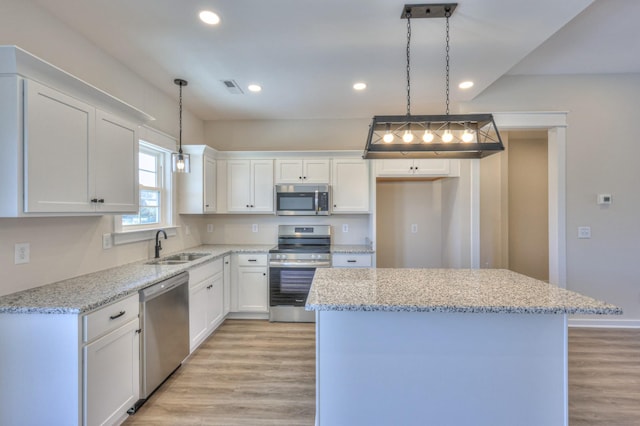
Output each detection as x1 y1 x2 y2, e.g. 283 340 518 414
207 224 214 233
252 224 258 233
411 224 418 234
342 224 349 233
578 226 591 239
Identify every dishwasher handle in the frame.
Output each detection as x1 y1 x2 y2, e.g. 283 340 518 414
140 271 189 301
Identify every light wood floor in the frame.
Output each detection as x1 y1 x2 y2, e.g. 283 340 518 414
124 321 640 426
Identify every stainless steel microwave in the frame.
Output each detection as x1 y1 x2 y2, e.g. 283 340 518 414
275 184 330 216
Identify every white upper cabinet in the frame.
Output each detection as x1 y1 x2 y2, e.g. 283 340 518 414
227 159 274 213
178 145 217 214
0 47 152 217
331 158 370 213
275 158 330 183
375 159 459 177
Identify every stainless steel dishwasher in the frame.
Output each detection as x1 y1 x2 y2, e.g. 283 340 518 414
138 272 190 402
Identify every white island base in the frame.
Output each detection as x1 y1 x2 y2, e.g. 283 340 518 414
315 310 567 426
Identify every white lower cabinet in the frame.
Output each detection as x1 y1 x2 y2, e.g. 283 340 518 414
84 317 140 426
332 253 373 267
231 254 269 314
82 293 140 426
189 259 225 352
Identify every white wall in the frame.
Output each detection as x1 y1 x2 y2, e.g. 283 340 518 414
466 74 640 322
198 214 370 246
0 0 206 296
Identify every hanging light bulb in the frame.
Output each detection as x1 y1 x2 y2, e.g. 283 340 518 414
383 124 394 143
403 130 414 143
423 130 434 143
172 78 190 173
462 129 474 143
442 129 453 143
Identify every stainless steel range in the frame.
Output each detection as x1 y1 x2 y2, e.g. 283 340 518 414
269 225 331 322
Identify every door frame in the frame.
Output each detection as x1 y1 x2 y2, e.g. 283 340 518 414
471 111 568 287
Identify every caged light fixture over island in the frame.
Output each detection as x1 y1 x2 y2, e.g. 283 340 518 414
362 3 504 159
171 78 191 173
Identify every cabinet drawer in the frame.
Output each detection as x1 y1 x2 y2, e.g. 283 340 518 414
189 258 223 286
236 254 267 267
332 254 372 267
83 294 139 343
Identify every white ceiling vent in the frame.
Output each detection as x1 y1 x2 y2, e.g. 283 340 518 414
221 79 244 94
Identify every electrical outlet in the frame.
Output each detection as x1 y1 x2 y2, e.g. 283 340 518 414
252 224 259 233
578 226 591 239
102 233 112 250
14 243 30 264
411 224 418 234
342 224 349 233
207 224 214 233
185 225 191 236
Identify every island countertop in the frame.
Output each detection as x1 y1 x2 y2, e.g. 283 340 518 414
306 268 622 315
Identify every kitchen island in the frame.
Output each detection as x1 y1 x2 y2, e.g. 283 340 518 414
306 268 621 426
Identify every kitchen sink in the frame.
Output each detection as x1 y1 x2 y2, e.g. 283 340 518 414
146 252 209 265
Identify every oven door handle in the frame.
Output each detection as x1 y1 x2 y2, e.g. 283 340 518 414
269 261 331 268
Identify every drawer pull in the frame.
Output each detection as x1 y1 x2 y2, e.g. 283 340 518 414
207 284 213 290
109 311 126 320
347 260 357 263
248 259 257 262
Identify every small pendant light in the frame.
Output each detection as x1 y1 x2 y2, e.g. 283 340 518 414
171 78 190 173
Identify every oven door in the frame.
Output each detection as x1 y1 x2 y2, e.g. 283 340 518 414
269 266 317 307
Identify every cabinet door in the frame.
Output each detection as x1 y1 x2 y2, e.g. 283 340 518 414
251 160 274 212
24 79 95 213
375 159 415 176
208 272 224 330
275 159 304 183
204 155 217 213
94 110 139 213
237 267 268 312
412 159 450 176
303 159 330 183
84 318 139 426
332 159 370 213
227 160 252 211
189 280 209 352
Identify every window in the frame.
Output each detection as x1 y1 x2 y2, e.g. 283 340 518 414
120 141 173 231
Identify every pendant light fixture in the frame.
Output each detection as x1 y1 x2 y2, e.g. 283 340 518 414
363 3 504 159
171 78 191 173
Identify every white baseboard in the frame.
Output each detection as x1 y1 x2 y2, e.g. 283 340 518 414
568 318 640 328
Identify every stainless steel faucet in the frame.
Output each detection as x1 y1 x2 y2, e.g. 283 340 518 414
155 230 167 258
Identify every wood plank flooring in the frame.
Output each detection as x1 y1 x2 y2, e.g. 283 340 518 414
124 321 640 425
568 327 640 426
124 320 316 426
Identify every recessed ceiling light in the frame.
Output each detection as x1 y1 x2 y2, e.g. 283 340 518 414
353 82 367 91
459 81 474 89
248 84 262 92
199 10 220 25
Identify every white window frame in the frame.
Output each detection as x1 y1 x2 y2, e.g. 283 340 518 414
113 138 177 245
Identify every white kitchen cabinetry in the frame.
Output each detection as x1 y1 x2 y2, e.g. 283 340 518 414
375 159 459 177
83 294 140 426
0 47 150 217
331 158 370 213
332 253 373 267
189 259 224 352
275 158 330 183
178 145 217 214
227 159 274 213
223 255 231 316
231 254 269 314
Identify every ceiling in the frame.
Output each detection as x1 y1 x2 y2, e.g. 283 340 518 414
30 0 640 121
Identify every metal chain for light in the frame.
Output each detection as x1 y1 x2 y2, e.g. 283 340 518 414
178 83 184 154
406 10 412 116
445 9 451 115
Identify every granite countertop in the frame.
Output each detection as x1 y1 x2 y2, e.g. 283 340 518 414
0 244 272 315
306 268 622 315
330 244 374 254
